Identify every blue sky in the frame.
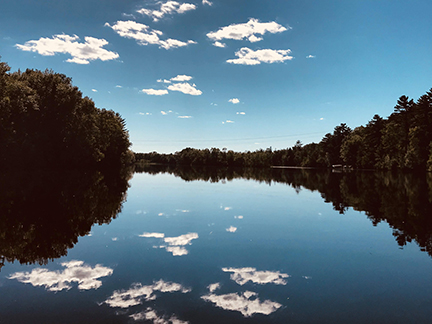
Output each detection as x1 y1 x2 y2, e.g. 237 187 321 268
1 0 432 153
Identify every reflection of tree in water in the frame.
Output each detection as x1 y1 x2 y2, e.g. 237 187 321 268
138 165 432 257
0 167 132 270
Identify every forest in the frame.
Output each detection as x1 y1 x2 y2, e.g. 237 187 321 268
136 89 432 171
0 60 133 169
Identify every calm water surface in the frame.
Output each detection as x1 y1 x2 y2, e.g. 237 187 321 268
1 169 432 323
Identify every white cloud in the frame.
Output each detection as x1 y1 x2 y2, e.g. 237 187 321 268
168 82 202 95
141 88 169 96
202 291 282 317
224 120 234 123
139 112 152 116
104 280 191 308
164 246 189 256
178 115 192 119
131 308 189 324
139 232 165 238
227 47 293 65
306 55 316 58
226 226 237 233
112 237 118 241
106 20 196 50
92 89 98 92
207 18 288 46
9 260 113 292
137 1 196 21
222 267 290 286
202 0 213 5
213 41 226 48
158 79 172 83
116 85 122 88
164 233 198 246
16 34 119 64
207 282 221 293
224 207 232 210
236 112 246 115
320 117 324 120
141 232 199 256
229 98 240 104
171 74 193 82
234 215 244 219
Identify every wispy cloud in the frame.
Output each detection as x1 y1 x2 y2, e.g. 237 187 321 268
92 89 98 92
202 290 282 317
157 79 172 83
9 260 113 292
137 1 196 21
168 82 202 95
207 18 288 46
203 0 213 5
140 232 199 256
104 280 191 308
229 98 240 104
106 20 196 50
222 267 290 285
130 308 188 324
306 55 316 59
227 47 293 65
178 115 192 119
139 112 152 116
16 34 119 64
236 112 246 115
222 120 234 124
139 232 165 238
115 85 123 88
170 74 193 82
161 110 173 115
141 88 169 95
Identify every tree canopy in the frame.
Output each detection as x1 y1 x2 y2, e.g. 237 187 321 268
0 60 133 168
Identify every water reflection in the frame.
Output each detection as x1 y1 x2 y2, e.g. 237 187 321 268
202 289 282 317
139 232 199 256
8 260 113 291
104 280 191 308
0 167 132 269
130 308 188 324
222 267 290 286
138 165 432 258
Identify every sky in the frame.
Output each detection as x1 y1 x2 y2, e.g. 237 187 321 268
1 0 432 153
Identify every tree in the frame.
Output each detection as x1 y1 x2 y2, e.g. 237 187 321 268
0 60 132 168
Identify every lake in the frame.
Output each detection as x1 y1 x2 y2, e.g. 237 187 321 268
1 167 432 323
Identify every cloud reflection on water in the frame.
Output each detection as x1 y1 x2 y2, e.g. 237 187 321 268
202 290 282 317
130 307 189 323
139 232 199 256
8 260 113 292
222 267 290 285
104 280 191 308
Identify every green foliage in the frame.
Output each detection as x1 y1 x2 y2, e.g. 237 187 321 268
0 60 132 168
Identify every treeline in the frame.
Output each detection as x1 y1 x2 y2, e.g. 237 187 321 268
138 165 432 257
0 60 133 168
136 89 432 171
